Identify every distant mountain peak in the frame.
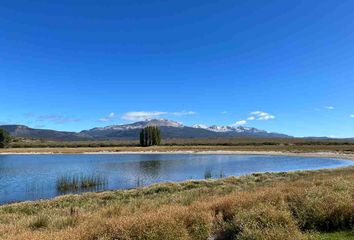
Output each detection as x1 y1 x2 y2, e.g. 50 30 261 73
191 124 247 132
190 124 271 134
88 119 183 132
143 119 183 127
192 124 208 129
1 119 291 141
208 125 235 132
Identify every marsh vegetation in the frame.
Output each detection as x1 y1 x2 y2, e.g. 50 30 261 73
0 166 353 239
56 174 107 193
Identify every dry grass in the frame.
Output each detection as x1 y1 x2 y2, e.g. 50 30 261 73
3 137 354 154
0 167 353 239
2 144 354 154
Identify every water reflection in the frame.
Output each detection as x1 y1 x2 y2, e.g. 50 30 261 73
0 154 352 204
139 160 161 179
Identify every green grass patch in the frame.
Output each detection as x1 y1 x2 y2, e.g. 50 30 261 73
313 231 354 240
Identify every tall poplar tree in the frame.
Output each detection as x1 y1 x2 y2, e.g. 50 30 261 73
139 130 145 146
139 126 161 147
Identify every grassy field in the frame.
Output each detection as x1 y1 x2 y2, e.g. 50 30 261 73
0 166 353 239
2 144 354 154
3 138 354 154
316 231 354 240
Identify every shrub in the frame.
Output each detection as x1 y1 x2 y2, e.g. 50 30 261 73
29 215 49 230
286 179 354 232
225 204 306 240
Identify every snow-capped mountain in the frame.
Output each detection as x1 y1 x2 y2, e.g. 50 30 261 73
0 119 291 141
90 119 183 131
192 124 235 132
79 119 289 140
208 125 235 132
191 124 268 134
192 124 209 129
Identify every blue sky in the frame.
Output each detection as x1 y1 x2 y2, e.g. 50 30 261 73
1 0 354 137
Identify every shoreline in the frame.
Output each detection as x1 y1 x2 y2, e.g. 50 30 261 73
1 149 354 161
1 167 353 240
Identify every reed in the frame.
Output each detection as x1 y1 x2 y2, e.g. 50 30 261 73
204 168 212 179
56 174 107 192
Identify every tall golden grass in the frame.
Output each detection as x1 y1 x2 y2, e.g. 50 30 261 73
0 167 353 240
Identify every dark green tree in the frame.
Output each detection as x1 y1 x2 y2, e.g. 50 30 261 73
139 130 145 147
152 126 157 145
139 126 161 147
0 129 11 148
148 126 153 146
144 127 148 146
156 127 161 145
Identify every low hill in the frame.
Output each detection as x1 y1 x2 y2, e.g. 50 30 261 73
0 125 87 141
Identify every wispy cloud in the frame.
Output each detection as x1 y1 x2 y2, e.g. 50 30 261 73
231 120 247 126
24 113 80 124
221 111 228 115
350 114 354 118
122 111 167 121
316 106 335 111
122 111 196 121
36 115 80 124
230 110 275 127
171 111 196 116
250 111 275 120
99 112 116 122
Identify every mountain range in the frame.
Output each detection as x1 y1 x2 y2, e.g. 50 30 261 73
0 119 291 141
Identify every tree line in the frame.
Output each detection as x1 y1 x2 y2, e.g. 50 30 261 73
0 129 11 148
139 126 161 147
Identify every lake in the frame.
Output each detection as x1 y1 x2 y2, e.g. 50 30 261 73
0 154 352 204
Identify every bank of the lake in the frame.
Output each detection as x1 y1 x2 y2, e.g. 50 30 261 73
1 143 354 157
0 166 353 240
1 147 354 161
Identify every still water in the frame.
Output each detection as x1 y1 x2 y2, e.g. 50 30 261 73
0 154 352 204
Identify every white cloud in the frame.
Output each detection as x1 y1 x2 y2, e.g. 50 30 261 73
350 114 354 118
228 110 274 127
231 120 247 126
99 112 116 122
325 106 334 110
250 111 275 120
122 111 167 121
121 111 196 121
221 111 228 114
35 114 80 124
171 111 196 116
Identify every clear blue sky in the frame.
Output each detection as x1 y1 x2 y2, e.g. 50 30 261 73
1 0 354 137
